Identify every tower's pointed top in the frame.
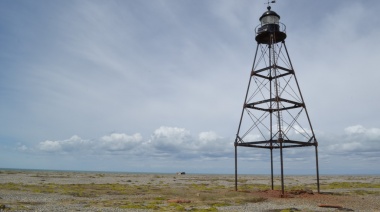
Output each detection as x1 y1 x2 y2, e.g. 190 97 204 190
267 6 271 11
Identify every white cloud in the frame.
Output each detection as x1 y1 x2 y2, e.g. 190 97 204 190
150 126 192 152
29 126 234 160
198 131 220 142
12 124 380 174
38 135 91 153
294 125 312 135
100 133 142 151
153 126 190 141
345 125 380 141
345 125 366 134
38 140 62 152
322 125 380 156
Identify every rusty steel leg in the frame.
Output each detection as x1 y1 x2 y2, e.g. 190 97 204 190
280 141 284 197
315 144 320 193
270 148 274 190
234 143 238 191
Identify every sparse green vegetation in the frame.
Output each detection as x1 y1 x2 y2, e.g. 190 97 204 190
321 181 380 189
1 173 379 211
267 208 301 212
0 181 268 211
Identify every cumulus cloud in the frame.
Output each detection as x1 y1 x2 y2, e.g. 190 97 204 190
38 135 91 153
198 131 220 142
149 126 193 154
31 126 233 159
15 124 380 174
32 125 380 161
322 125 380 155
38 140 62 152
148 126 233 159
345 125 380 140
100 133 142 151
345 125 366 134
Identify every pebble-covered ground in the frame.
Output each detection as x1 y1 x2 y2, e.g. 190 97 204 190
0 170 379 211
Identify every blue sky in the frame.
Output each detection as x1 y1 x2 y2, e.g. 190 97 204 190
1 0 380 175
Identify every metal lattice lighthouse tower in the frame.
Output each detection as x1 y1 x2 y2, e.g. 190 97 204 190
234 5 320 196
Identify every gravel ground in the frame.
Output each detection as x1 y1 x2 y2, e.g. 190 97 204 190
0 170 379 211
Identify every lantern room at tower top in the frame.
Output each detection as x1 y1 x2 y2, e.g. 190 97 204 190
255 6 287 44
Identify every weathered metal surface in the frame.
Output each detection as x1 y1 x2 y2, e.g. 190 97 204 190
234 6 320 196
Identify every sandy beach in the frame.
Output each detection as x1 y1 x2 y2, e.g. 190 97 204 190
0 170 379 211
